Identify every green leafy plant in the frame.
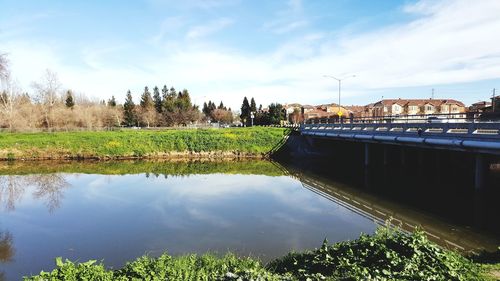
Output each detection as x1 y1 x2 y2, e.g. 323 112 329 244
25 225 488 281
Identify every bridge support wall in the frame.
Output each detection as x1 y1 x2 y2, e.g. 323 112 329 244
474 154 489 190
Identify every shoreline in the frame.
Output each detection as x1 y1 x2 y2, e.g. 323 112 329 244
0 151 269 161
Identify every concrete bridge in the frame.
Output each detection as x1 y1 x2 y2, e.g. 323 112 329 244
298 120 500 190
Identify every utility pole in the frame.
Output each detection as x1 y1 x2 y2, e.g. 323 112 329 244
431 88 434 99
493 88 496 112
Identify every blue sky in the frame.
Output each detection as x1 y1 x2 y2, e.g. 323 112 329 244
1 0 499 109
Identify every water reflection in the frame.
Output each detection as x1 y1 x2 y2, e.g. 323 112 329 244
0 159 498 280
0 176 25 211
0 230 15 281
0 174 69 212
0 160 374 280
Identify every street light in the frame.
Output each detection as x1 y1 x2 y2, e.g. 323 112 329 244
323 74 356 122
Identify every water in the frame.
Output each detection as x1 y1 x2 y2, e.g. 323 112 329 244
0 160 375 280
0 159 498 280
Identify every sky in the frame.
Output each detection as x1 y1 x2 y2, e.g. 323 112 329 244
1 0 500 109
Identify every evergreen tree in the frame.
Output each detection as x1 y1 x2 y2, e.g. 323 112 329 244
240 97 251 126
209 101 216 112
175 89 191 111
202 101 209 115
161 85 168 100
140 87 154 108
153 86 162 113
162 87 177 113
250 97 257 113
108 95 117 107
65 90 75 109
123 90 136 126
218 101 225 110
268 103 285 125
140 86 156 127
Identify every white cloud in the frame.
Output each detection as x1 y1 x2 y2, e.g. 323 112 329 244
271 20 308 34
263 0 307 35
186 18 233 40
2 0 500 109
151 16 188 44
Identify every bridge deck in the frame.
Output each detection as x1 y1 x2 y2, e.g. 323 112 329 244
300 122 500 155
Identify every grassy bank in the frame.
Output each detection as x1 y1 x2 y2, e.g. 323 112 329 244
25 226 497 281
0 127 289 160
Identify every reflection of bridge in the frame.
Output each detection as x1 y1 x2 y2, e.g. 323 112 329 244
295 174 499 253
299 120 500 190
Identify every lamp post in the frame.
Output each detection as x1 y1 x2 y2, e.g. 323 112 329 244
323 75 356 123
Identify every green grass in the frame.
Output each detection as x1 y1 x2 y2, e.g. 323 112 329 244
25 225 492 281
0 127 289 160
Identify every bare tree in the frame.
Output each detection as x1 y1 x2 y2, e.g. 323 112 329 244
0 78 22 131
0 54 9 81
32 70 62 130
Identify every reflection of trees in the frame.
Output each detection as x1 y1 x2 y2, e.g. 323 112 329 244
28 174 69 213
0 231 14 262
0 174 70 212
0 230 15 281
0 176 25 211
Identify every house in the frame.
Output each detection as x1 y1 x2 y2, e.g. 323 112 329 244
372 99 466 117
301 103 350 122
344 105 369 118
469 101 491 113
283 103 303 124
301 105 316 114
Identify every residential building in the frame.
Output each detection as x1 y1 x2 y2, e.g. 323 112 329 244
469 101 491 113
372 99 466 117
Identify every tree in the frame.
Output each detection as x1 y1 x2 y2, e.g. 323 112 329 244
139 86 156 127
290 107 302 124
65 90 75 109
268 103 285 125
0 79 22 131
202 102 209 117
0 53 8 81
175 89 191 111
250 97 257 113
211 108 233 124
218 101 226 110
153 86 162 113
31 69 62 129
123 90 136 126
240 97 250 126
107 95 117 107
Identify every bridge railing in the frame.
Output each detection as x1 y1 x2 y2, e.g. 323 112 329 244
304 112 495 125
300 120 500 141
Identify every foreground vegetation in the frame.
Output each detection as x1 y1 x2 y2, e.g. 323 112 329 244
25 226 498 281
0 127 288 160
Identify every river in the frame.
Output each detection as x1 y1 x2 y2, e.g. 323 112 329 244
0 159 498 280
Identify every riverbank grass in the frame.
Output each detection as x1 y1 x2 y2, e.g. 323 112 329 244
25 226 490 280
0 127 288 160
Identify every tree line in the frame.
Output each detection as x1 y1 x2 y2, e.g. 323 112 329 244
0 68 202 131
0 53 290 131
239 96 286 126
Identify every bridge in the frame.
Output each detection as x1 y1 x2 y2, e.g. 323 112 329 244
298 114 500 190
